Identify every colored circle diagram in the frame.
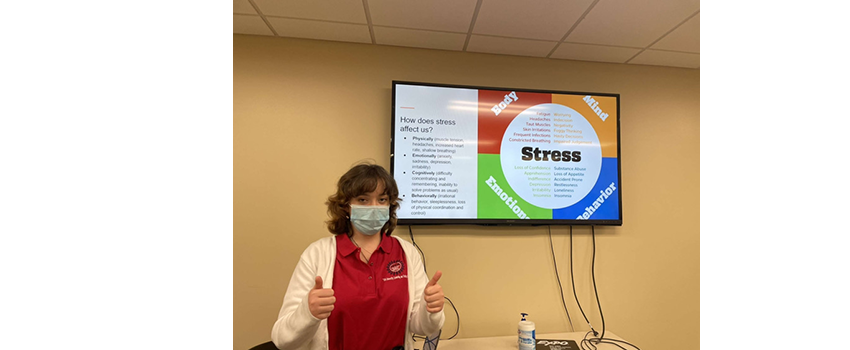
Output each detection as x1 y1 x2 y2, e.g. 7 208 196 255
499 103 602 209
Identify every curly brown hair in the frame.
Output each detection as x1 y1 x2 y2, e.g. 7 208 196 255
326 163 401 236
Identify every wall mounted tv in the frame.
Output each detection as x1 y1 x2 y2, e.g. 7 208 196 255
391 81 622 226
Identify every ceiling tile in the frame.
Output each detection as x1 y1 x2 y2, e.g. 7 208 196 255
466 35 557 58
652 13 699 53
567 0 699 48
234 15 273 36
473 0 595 41
628 49 699 69
368 0 478 33
233 0 256 15
253 0 367 23
234 0 700 69
550 42 641 64
374 27 466 51
267 17 372 44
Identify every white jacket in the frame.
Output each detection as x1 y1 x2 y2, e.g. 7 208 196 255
272 235 445 350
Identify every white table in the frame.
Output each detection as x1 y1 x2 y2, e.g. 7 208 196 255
413 331 627 350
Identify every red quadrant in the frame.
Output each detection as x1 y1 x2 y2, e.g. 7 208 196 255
478 90 551 154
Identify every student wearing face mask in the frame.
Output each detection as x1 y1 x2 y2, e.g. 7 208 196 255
272 163 445 350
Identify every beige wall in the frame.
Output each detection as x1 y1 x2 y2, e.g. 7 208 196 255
234 35 699 350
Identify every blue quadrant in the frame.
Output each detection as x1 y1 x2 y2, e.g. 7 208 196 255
552 157 619 220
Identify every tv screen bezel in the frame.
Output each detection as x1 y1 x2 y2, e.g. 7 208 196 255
390 80 623 226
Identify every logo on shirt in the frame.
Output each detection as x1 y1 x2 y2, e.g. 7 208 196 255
386 260 405 276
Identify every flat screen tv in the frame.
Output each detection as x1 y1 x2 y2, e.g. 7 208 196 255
391 81 622 226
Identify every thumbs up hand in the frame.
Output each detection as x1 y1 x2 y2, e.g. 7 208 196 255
423 270 444 313
308 276 335 319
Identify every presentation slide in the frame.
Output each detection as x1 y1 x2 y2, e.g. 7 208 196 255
393 83 620 222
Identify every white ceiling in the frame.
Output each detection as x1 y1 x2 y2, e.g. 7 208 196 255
234 0 699 69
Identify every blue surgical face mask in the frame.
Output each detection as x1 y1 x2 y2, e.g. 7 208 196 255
350 205 390 236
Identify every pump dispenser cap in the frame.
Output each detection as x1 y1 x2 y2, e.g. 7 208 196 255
521 313 528 321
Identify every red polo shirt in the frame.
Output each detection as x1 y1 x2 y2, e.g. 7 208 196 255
328 234 409 350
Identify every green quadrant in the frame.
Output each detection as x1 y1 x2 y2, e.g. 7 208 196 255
477 154 552 219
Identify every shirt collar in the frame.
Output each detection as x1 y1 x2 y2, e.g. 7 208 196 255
378 234 394 254
337 234 359 257
338 234 393 256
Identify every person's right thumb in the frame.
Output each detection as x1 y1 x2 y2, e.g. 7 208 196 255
314 276 323 289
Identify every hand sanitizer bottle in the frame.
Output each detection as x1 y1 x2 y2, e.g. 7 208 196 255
518 313 535 350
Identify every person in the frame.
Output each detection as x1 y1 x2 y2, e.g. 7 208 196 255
272 163 445 350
